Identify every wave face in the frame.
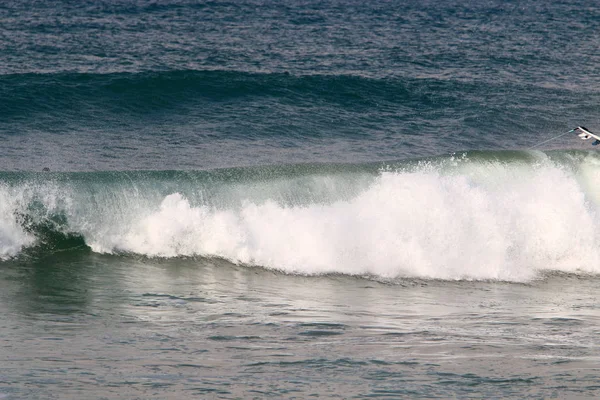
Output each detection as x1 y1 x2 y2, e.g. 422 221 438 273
0 71 436 138
1 67 599 172
2 151 600 281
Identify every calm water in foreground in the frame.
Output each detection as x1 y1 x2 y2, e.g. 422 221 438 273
2 255 600 398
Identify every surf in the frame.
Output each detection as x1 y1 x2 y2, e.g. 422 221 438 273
2 150 600 282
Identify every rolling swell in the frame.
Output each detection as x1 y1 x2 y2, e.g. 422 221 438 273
2 151 600 282
0 69 575 136
2 69 596 172
0 70 452 117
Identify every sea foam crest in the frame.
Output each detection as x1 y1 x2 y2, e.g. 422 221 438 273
0 186 34 259
85 160 600 281
2 156 600 281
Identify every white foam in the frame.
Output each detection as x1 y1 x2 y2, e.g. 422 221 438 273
85 159 600 281
3 157 600 281
0 185 34 260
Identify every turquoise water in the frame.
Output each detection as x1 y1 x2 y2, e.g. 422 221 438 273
1 0 600 398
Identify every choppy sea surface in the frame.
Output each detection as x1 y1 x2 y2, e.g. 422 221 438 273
1 0 600 398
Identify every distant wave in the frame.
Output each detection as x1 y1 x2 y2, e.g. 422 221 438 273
2 150 600 282
1 69 588 165
0 69 480 124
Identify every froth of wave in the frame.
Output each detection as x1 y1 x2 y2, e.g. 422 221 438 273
2 153 600 282
99 164 599 281
0 187 34 259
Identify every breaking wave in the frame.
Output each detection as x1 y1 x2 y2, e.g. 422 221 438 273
2 150 600 282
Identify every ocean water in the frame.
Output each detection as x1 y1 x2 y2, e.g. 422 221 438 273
1 0 600 398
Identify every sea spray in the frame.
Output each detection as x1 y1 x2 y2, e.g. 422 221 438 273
1 152 600 281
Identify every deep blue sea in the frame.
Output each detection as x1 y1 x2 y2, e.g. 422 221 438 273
1 0 600 398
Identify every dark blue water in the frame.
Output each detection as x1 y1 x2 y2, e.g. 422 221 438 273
2 0 599 171
2 0 600 398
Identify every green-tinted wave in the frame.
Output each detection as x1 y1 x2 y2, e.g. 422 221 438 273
2 150 600 282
